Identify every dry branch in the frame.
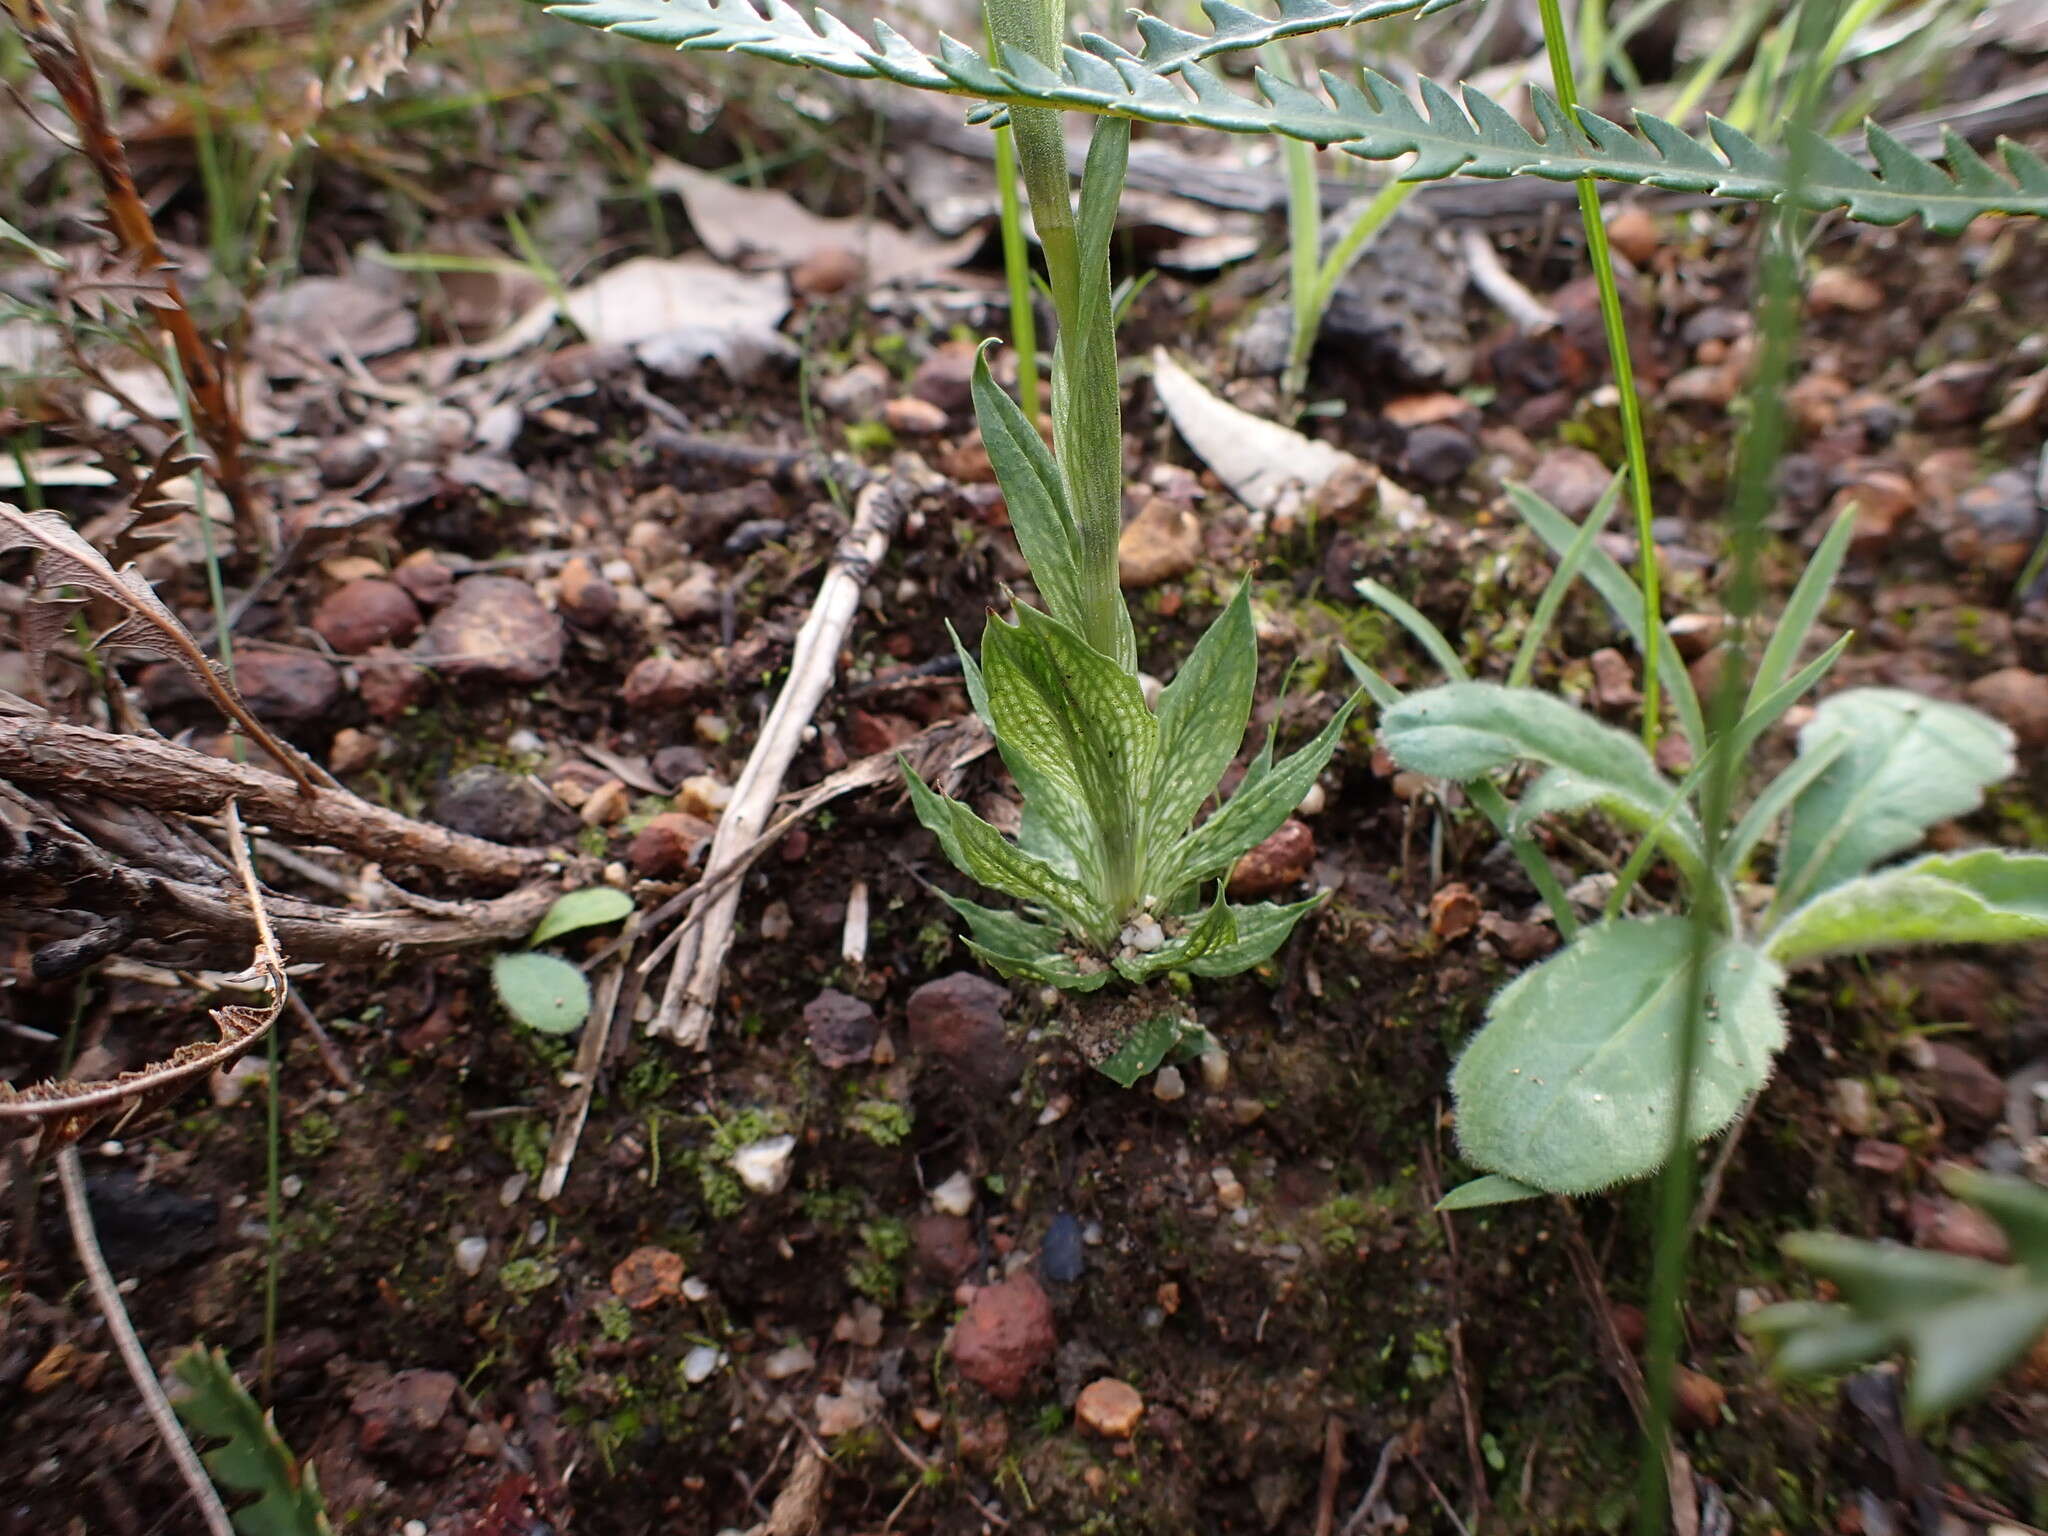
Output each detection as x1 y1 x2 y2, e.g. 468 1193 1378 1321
651 475 906 1046
0 718 542 885
6 0 259 545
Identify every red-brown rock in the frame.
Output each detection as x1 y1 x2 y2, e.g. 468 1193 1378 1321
907 972 1018 1090
622 654 717 711
356 646 430 721
1227 819 1315 900
805 988 879 1069
913 1213 977 1281
558 556 618 629
416 576 563 685
627 812 715 878
1966 667 2048 749
951 1273 1056 1400
314 578 421 655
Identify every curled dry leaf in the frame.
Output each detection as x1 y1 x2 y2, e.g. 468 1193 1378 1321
0 502 327 796
0 803 288 1160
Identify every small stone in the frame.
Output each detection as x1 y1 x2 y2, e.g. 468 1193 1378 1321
1671 1367 1725 1431
914 1213 978 1281
1227 819 1315 900
431 764 574 845
1040 1212 1085 1284
693 713 730 745
762 1343 816 1380
930 1170 976 1217
627 811 714 878
805 988 879 1068
791 244 864 297
227 649 342 724
1949 470 2043 580
884 396 949 435
1428 882 1481 941
313 578 422 655
1966 667 2048 748
1913 360 1999 428
681 1345 723 1384
392 551 455 608
952 1273 1057 1401
580 779 629 827
557 556 618 628
1152 1066 1186 1103
1198 1047 1230 1093
610 1246 685 1310
676 774 733 820
356 648 430 721
1666 613 1724 661
1118 498 1202 588
1525 446 1613 519
1911 1193 2010 1263
454 1236 488 1276
1829 1078 1879 1137
622 653 718 711
1852 1139 1911 1174
1827 468 1917 556
1663 363 1741 409
416 576 564 684
353 1370 459 1451
907 973 1019 1091
759 900 792 941
731 1134 796 1196
817 360 891 418
1589 647 1640 710
1381 391 1472 430
1808 266 1885 315
1211 1167 1246 1211
815 1379 883 1437
1401 423 1477 485
1075 1378 1145 1439
910 341 977 415
1905 1039 2006 1122
1120 915 1165 953
663 563 722 623
1604 204 1659 266
328 726 380 775
317 433 382 485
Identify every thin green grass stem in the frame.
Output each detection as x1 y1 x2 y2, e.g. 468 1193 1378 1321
1535 0 1664 753
993 121 1041 422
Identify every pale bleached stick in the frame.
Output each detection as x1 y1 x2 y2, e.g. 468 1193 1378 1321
1458 226 1559 333
539 928 633 1201
652 477 905 1046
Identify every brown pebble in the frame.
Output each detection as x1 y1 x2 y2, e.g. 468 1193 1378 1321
883 396 949 435
1428 881 1481 941
1075 1378 1145 1439
1605 204 1659 266
1227 819 1315 901
313 578 421 655
791 244 865 297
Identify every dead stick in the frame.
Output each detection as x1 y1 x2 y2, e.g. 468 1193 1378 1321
0 719 542 885
653 476 905 1046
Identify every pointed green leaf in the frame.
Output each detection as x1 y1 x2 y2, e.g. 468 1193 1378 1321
1905 1290 2048 1420
944 894 1117 992
903 762 1106 936
971 344 1087 638
1449 918 1785 1194
1355 578 1468 681
1379 683 1706 883
1181 896 1322 978
530 887 635 947
1768 849 2048 964
1781 1232 2007 1314
1149 582 1258 845
1776 689 2016 911
169 1345 332 1536
1157 695 1359 895
1507 471 1626 689
1094 1009 1203 1088
1747 504 1855 712
1941 1169 2048 1273
1745 1302 1899 1379
1436 1173 1544 1211
491 952 593 1034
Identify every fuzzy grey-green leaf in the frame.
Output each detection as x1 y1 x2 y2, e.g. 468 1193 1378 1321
1768 849 2048 964
1776 689 2015 912
1449 918 1785 1195
491 952 593 1035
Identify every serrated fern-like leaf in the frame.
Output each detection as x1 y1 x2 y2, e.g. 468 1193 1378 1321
169 1346 332 1536
531 0 2048 231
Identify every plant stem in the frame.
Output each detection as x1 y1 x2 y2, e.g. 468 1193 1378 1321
993 120 1042 423
1534 0 1663 752
1282 138 1322 406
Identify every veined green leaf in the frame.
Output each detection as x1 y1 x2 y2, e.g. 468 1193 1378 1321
1776 688 2016 912
1768 849 2048 964
944 894 1117 992
903 763 1107 938
532 2 2048 231
982 605 1156 888
1149 582 1258 846
1182 896 1323 977
1449 918 1785 1194
1380 683 1707 884
971 345 1086 637
1095 1009 1203 1088
1157 695 1359 896
1114 889 1237 983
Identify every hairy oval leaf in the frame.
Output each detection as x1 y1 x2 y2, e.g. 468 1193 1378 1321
1776 689 2015 912
491 951 593 1035
1449 917 1785 1195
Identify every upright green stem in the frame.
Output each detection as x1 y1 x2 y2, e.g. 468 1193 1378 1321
1282 137 1321 405
992 120 1041 422
1535 0 1662 752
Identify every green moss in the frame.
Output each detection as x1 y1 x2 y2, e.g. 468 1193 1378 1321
288 1111 340 1160
499 1257 560 1297
595 1298 634 1342
848 1217 910 1303
846 1098 913 1147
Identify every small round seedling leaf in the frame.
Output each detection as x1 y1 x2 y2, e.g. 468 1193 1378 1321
530 887 634 947
491 952 592 1034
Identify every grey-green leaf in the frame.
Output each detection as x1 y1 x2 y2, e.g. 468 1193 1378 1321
1449 918 1785 1195
1380 683 1706 883
902 763 1106 938
530 887 634 947
491 952 593 1035
1436 1173 1544 1211
1775 689 2016 912
1768 849 2048 965
971 345 1087 638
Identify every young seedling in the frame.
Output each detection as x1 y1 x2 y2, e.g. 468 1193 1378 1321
1357 494 2048 1204
491 887 635 1035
